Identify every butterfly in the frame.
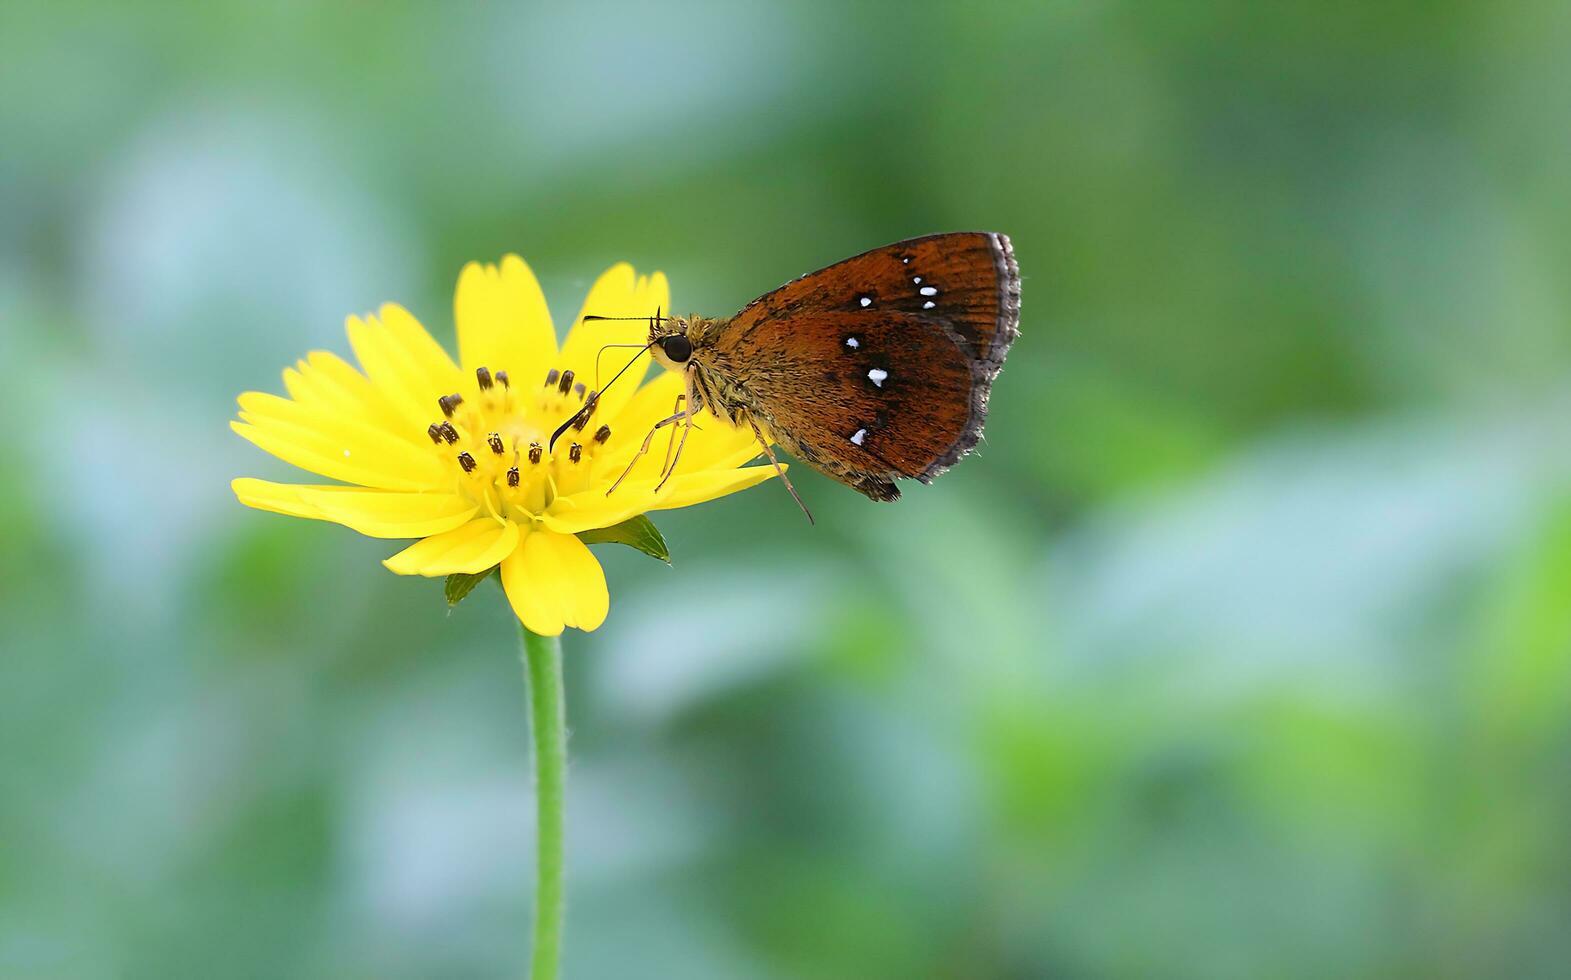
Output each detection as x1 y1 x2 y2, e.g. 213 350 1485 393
563 232 1020 522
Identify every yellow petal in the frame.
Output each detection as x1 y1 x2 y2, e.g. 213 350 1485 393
608 370 684 432
454 255 557 381
543 465 781 535
232 477 328 519
233 479 479 538
231 418 440 492
381 302 464 398
383 518 521 576
558 265 670 421
281 351 407 436
698 436 772 473
500 528 609 635
346 307 458 432
281 361 348 418
295 488 478 538
238 388 442 466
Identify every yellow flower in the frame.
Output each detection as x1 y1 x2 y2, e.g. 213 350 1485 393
232 256 778 635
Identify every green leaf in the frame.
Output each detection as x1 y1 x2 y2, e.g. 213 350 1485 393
577 515 671 564
445 567 497 607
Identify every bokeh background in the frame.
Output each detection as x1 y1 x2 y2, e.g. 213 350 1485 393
5 2 1571 977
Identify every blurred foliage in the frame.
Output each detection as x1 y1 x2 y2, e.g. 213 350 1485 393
4 1 1571 977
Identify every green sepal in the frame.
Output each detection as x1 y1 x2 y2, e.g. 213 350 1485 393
445 567 498 607
576 515 671 564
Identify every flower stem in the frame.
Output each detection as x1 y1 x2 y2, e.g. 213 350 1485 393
520 626 566 979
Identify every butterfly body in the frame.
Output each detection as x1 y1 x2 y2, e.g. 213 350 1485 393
647 232 1020 504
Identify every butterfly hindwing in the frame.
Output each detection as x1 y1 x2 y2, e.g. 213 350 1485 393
722 310 977 496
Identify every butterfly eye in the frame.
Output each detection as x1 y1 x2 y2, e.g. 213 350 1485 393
660 334 693 364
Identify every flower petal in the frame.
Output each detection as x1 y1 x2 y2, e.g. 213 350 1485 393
231 422 437 492
382 518 520 576
234 391 443 483
381 302 464 397
295 488 478 538
281 350 409 437
608 369 683 431
543 465 781 535
455 255 557 381
346 306 460 432
500 528 609 635
233 479 479 538
232 477 328 519
558 265 670 421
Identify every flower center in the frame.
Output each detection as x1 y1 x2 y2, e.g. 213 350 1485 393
424 366 613 522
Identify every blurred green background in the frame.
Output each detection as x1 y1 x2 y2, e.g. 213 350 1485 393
4 2 1571 977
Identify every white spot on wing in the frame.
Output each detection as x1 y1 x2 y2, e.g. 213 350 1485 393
922 300 936 309
868 368 888 387
901 257 910 264
912 276 922 284
850 428 867 446
858 295 872 307
919 286 937 296
845 336 859 348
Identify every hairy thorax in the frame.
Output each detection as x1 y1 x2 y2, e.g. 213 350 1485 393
649 314 817 470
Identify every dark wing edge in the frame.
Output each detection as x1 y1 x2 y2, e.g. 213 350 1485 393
920 231 1021 481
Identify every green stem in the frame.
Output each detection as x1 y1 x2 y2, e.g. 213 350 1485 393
520 626 566 979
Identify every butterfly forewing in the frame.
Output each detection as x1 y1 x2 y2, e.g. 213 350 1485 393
712 232 1019 499
734 232 1018 365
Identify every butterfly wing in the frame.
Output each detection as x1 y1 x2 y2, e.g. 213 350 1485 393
712 232 1020 500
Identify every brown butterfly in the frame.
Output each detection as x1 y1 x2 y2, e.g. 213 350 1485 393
562 232 1020 522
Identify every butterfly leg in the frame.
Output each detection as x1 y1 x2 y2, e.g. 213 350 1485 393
659 393 687 480
606 400 690 496
744 412 814 526
654 371 700 493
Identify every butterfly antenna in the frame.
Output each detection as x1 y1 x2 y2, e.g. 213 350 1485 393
582 313 670 322
548 342 655 451
594 343 653 388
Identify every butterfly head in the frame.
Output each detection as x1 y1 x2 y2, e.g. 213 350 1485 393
648 314 724 371
646 316 691 369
